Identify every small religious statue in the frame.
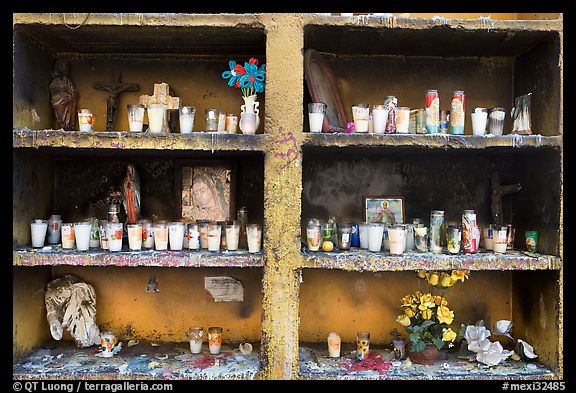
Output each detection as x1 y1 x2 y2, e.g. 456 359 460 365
45 275 100 348
139 83 180 132
491 172 521 225
94 73 139 132
49 59 79 131
122 164 141 224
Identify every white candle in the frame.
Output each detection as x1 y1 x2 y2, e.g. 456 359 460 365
382 226 390 251
107 223 123 252
359 223 369 249
139 220 154 249
198 223 209 249
217 112 226 132
327 332 341 358
308 112 324 133
188 225 200 250
372 108 388 134
74 222 92 251
208 328 222 355
154 224 168 251
61 223 75 249
190 340 202 354
389 227 406 255
226 224 240 251
127 105 145 132
30 220 48 248
207 224 221 252
180 115 194 134
405 225 415 251
471 112 488 136
493 228 508 253
396 107 410 133
168 222 185 250
247 224 262 253
127 224 143 251
368 223 384 252
147 104 165 133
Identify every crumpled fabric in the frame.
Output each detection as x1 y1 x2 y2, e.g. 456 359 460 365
45 275 100 347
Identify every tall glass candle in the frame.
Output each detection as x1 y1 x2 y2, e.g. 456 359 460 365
147 104 166 133
352 104 370 133
168 222 185 251
188 223 200 250
359 222 369 249
127 223 143 251
388 225 406 255
30 219 48 248
61 223 75 249
154 222 168 251
179 106 195 134
415 226 428 252
356 332 370 361
138 219 154 249
493 226 508 253
107 222 123 252
372 104 388 134
327 332 341 358
89 218 100 248
74 222 92 251
47 214 62 245
127 104 145 132
308 103 326 133
99 220 109 250
189 327 204 354
447 225 462 254
405 224 415 251
208 327 223 355
205 108 218 131
396 107 411 133
226 223 240 251
367 223 384 252
430 210 444 253
207 223 221 252
197 220 210 249
247 224 262 253
337 222 352 250
483 224 495 251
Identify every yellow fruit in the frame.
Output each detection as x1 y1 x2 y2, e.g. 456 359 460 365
322 240 334 252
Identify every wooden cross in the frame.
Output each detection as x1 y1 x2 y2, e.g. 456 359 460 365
94 73 139 132
491 172 521 225
139 83 180 132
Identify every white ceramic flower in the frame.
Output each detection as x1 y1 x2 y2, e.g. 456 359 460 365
476 341 513 366
464 325 493 353
494 320 513 335
517 339 538 359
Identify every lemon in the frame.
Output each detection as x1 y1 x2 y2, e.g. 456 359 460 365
322 240 334 252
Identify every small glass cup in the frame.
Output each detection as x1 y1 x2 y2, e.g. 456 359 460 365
525 230 539 253
388 224 406 255
356 332 370 361
147 104 166 133
127 104 145 132
337 222 352 251
30 219 48 248
154 221 168 251
78 109 94 132
493 225 508 253
308 103 327 133
189 327 204 354
239 112 258 135
247 224 262 253
99 220 109 250
179 106 195 134
205 108 219 132
306 223 322 252
74 222 92 251
488 107 506 136
107 222 123 252
207 223 222 252
168 222 185 251
415 226 428 252
396 107 411 133
471 110 488 136
225 223 240 251
372 104 389 134
61 223 75 249
327 332 341 358
225 114 238 134
188 223 200 250
367 223 384 252
358 222 369 249
352 104 370 133
127 223 143 251
208 326 223 355
447 225 462 254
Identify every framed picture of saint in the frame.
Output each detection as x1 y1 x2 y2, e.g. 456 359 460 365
176 160 237 222
364 196 404 225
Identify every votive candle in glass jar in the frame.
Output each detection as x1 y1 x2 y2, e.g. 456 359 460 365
197 220 210 249
138 219 154 249
358 222 369 249
47 214 62 245
356 332 370 361
382 224 390 251
396 107 411 133
493 226 508 253
30 219 48 248
327 332 341 358
247 224 262 253
153 221 168 251
225 114 238 134
99 220 109 250
372 104 389 134
78 109 94 132
127 223 143 251
367 223 384 252
147 104 166 133
405 223 415 251
88 218 100 248
61 223 75 249
429 210 444 253
488 107 506 136
337 222 352 251
415 226 428 252
307 221 322 252
388 224 406 255
483 224 495 251
352 104 370 133
217 111 226 132
308 103 327 133
205 108 219 132
226 222 240 251
188 223 200 250
127 104 145 132
179 106 195 134
208 327 223 355
168 222 185 251
74 222 92 251
447 225 462 254
189 327 204 354
107 222 123 252
207 223 222 252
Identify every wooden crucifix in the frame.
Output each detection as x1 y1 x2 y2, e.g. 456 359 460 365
94 73 139 132
139 83 180 132
491 172 521 225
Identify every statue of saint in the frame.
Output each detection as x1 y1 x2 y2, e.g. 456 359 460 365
49 59 79 131
122 164 141 224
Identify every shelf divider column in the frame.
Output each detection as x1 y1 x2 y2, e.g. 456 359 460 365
259 13 304 380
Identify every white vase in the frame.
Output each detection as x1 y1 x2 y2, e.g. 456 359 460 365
241 94 260 130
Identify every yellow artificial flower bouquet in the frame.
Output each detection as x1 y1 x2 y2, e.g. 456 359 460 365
396 270 470 353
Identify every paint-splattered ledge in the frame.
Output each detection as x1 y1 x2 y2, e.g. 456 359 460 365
298 344 556 380
12 129 268 152
301 249 560 271
302 133 562 150
13 248 264 268
13 341 261 380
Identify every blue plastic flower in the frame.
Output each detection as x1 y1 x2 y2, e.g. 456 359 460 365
221 60 246 87
239 63 266 93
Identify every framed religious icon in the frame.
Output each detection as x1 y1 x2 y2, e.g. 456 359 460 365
175 160 237 222
364 196 404 225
